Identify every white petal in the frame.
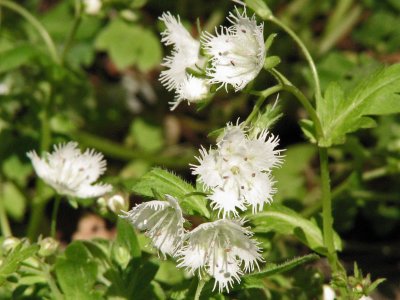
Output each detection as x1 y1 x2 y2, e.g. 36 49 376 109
121 195 185 257
27 142 111 198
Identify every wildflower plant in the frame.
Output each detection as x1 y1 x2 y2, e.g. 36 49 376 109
0 0 396 300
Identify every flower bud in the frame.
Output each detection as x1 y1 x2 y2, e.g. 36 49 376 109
2 237 20 253
38 237 59 257
107 195 128 214
83 0 102 15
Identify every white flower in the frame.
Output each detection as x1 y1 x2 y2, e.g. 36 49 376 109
202 8 266 91
120 195 185 257
177 219 263 292
82 0 102 15
192 123 282 216
170 75 209 110
27 142 112 198
159 12 203 92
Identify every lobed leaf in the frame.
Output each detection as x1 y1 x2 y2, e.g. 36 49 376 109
132 168 210 218
55 242 102 300
248 204 342 255
245 254 320 279
317 64 400 147
0 243 39 285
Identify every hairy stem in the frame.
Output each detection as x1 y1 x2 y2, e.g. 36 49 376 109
50 195 61 238
268 15 322 102
319 148 338 271
0 0 59 63
194 279 206 300
268 68 323 138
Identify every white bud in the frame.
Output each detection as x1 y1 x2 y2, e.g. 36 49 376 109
107 195 128 214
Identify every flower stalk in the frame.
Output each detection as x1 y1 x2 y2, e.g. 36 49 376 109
194 279 207 300
262 13 342 278
50 195 61 238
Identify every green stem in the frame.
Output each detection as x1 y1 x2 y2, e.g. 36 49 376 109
0 0 60 64
41 260 64 300
268 68 323 138
244 84 283 126
50 195 61 238
319 148 338 272
0 179 12 237
194 279 206 300
27 88 53 240
70 130 194 168
268 15 322 102
61 1 82 64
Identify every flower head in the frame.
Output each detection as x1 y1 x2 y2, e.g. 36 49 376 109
159 12 202 91
202 8 265 91
27 142 112 198
177 219 263 292
120 195 185 257
159 12 209 110
192 123 282 216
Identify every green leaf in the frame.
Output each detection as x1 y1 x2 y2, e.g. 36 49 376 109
0 45 38 74
130 118 164 152
155 260 185 285
3 181 26 222
119 259 160 299
2 155 32 187
95 18 161 71
55 242 101 300
245 254 320 279
317 64 400 147
273 144 316 201
0 243 39 285
248 204 342 255
112 218 141 267
132 168 210 218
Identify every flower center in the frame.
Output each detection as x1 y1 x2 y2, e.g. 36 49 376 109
230 166 240 175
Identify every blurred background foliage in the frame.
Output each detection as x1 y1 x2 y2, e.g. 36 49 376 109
0 0 399 298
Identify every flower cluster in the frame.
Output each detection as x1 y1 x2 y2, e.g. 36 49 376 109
122 6 280 293
123 121 282 292
159 7 265 109
193 123 282 217
27 141 112 198
122 194 263 292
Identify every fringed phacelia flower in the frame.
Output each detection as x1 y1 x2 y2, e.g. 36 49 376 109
192 123 282 217
202 8 266 91
121 195 185 257
159 12 209 110
27 142 112 198
177 219 263 292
